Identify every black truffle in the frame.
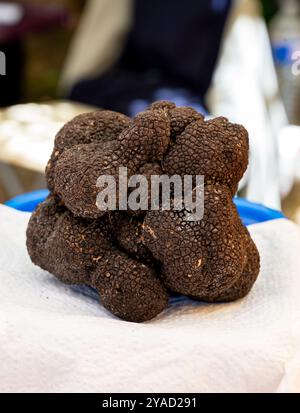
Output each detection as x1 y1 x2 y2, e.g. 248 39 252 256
26 101 260 322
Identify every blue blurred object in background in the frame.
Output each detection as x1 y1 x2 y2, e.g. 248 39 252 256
234 197 284 225
129 88 208 117
4 189 285 226
212 0 230 13
5 189 50 213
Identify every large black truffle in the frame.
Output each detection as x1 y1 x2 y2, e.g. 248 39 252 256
26 101 260 322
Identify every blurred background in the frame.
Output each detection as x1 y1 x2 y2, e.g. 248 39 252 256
0 0 300 222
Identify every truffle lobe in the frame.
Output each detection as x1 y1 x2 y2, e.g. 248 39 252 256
162 116 249 195
26 197 168 322
46 110 131 191
53 110 171 218
91 253 168 322
142 185 259 299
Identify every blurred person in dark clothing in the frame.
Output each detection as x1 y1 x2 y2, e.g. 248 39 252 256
64 0 232 115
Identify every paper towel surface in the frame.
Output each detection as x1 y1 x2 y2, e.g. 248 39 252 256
0 204 300 393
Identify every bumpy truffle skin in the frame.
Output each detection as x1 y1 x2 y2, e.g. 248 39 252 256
126 162 163 217
26 197 168 322
162 116 249 195
53 110 171 218
26 195 64 272
142 185 260 299
167 107 204 139
150 100 204 138
91 254 168 322
27 100 260 322
150 101 176 111
114 214 159 267
199 230 260 302
27 195 115 284
46 110 131 191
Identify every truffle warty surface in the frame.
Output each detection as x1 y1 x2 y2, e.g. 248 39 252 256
27 101 260 322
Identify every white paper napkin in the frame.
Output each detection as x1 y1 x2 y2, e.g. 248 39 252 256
0 204 300 393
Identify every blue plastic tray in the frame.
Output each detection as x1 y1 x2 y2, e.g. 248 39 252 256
5 189 50 213
4 189 285 226
233 197 284 226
